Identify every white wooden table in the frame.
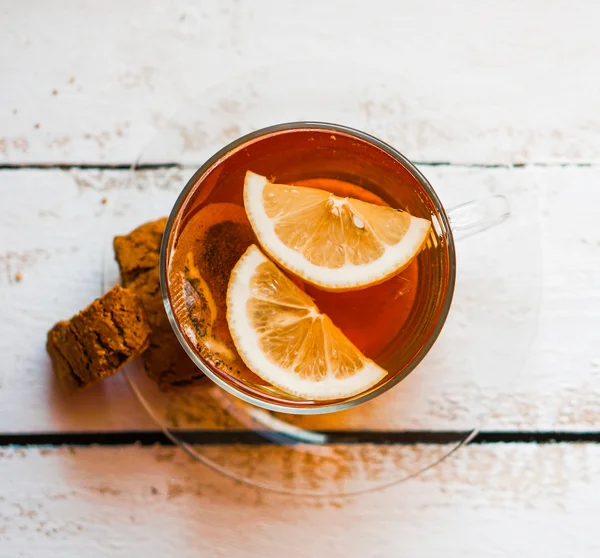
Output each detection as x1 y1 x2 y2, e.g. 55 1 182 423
1 1 599 556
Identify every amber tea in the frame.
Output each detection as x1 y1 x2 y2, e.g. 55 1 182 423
163 124 454 413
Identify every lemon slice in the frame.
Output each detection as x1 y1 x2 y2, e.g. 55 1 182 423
226 245 387 400
244 171 431 291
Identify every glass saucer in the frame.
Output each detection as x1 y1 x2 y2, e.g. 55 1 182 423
103 61 542 496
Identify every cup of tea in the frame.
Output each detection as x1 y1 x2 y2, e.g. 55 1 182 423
160 122 509 414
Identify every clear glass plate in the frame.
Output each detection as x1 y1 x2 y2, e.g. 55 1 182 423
103 61 542 496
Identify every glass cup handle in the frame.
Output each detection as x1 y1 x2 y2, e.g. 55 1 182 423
446 195 510 241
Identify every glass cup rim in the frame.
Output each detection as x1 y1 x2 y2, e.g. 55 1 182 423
159 121 457 415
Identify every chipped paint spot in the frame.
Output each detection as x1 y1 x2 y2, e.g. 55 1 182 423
154 448 177 462
12 137 29 152
47 136 71 148
0 249 49 284
0 137 29 153
221 125 240 139
219 99 241 114
179 123 209 151
167 483 184 499
87 485 122 496
81 123 130 148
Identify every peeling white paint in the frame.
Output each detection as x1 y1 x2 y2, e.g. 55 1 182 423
0 166 598 432
0 445 598 556
0 1 599 554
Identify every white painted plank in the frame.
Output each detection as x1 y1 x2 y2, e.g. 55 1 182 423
0 444 598 556
0 168 156 431
0 166 598 432
1 0 600 165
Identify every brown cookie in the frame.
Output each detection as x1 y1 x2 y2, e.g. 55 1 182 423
47 285 151 393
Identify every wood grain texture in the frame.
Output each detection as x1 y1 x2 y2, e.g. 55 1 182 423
1 1 598 553
0 444 598 556
1 166 597 432
1 0 599 165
